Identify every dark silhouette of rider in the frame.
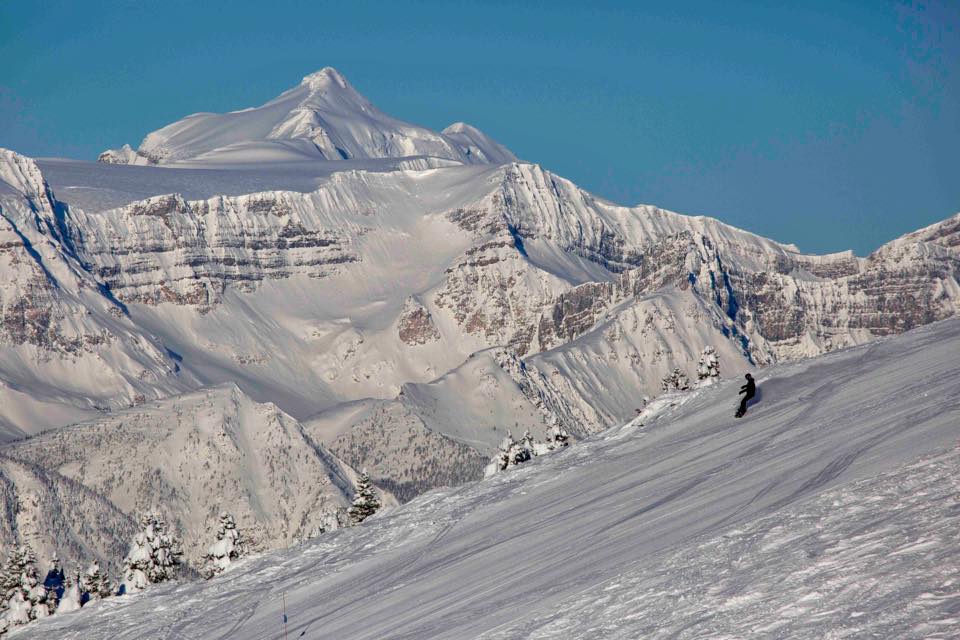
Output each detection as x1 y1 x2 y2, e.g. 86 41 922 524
736 373 756 417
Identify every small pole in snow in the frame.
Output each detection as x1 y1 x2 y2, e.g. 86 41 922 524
282 591 289 640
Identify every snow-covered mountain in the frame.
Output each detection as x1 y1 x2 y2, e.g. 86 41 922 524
0 150 189 440
23 317 960 639
99 67 517 166
1 66 958 578
2 385 369 571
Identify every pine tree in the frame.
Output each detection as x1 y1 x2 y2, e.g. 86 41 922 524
80 562 113 600
485 433 517 476
347 471 381 525
0 545 53 630
120 514 183 594
487 425 571 475
696 346 720 383
514 431 535 464
202 513 243 579
545 423 570 450
661 367 690 392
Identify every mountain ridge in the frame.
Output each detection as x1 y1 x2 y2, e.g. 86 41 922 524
0 67 957 589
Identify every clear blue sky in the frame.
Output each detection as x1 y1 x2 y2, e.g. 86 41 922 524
1 1 957 255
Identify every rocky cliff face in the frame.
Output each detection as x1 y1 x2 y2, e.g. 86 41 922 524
432 164 960 366
67 191 360 308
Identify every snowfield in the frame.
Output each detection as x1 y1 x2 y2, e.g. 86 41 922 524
23 317 960 639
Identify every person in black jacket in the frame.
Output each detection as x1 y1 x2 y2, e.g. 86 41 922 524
736 373 756 418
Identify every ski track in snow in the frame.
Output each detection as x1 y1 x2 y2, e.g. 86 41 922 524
478 446 960 639
20 318 960 639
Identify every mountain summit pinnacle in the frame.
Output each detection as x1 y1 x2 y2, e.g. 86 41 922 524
301 67 350 91
98 68 515 166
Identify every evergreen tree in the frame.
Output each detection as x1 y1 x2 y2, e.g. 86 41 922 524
347 471 381 525
545 423 570 450
202 513 243 579
120 514 183 594
696 346 720 383
80 562 113 601
486 433 517 476
0 545 53 630
514 432 535 464
661 367 691 392
311 508 350 536
487 426 571 476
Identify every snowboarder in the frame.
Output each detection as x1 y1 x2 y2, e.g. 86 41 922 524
735 373 756 418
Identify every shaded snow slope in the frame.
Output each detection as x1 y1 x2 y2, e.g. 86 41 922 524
26 318 960 639
442 122 518 164
99 67 514 166
0 150 189 437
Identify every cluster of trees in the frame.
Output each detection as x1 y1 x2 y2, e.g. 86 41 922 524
0 474 386 634
0 547 112 635
661 346 721 392
484 424 570 477
0 512 241 635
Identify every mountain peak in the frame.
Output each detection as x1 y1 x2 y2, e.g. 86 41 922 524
301 66 350 91
98 68 515 166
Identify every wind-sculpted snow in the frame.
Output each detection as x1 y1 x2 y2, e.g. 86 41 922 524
23 318 960 639
441 122 518 165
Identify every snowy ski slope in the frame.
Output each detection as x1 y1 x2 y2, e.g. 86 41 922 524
25 317 960 639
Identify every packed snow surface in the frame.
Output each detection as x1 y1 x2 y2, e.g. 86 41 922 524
25 318 960 639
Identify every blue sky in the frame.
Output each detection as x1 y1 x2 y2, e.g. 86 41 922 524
1 0 957 255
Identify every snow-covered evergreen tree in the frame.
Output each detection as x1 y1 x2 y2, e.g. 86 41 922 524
545 423 570 450
347 471 381 525
485 433 516 476
0 545 53 631
661 367 691 392
486 426 571 476
202 513 243 579
56 567 83 613
120 514 183 594
696 346 720 384
517 431 536 462
80 562 113 601
310 508 350 536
